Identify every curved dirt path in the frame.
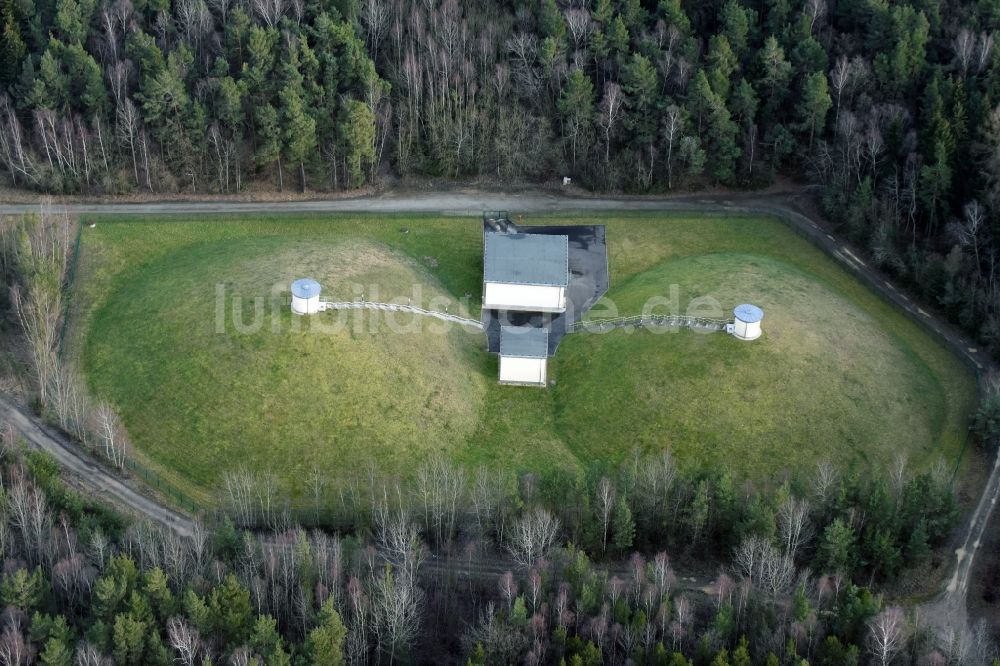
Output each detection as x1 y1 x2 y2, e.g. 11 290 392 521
0 394 196 537
1 187 996 632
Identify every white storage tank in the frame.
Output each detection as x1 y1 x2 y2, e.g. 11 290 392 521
291 278 322 315
732 304 763 340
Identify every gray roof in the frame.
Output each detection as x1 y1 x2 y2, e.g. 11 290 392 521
291 278 322 298
500 326 549 358
734 304 764 323
484 232 569 287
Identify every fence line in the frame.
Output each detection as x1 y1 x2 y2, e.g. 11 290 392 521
319 300 483 329
56 220 83 357
121 457 203 514
573 314 731 333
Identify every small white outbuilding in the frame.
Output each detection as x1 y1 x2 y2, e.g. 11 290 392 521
291 278 322 315
732 304 764 340
498 326 549 386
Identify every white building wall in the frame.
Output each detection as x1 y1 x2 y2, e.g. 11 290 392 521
484 282 566 312
292 294 321 314
499 356 547 385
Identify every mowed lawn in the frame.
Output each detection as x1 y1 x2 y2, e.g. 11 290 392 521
71 212 976 502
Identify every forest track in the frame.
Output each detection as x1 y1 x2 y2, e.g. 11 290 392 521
0 394 196 537
1 187 996 636
416 552 716 597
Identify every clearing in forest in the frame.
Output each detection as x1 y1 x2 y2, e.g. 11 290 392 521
70 212 976 504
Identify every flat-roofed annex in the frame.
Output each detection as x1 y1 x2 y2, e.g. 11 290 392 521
498 325 549 386
499 325 549 358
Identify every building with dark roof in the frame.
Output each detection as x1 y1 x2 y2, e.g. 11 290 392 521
483 232 569 312
498 326 549 385
481 213 609 386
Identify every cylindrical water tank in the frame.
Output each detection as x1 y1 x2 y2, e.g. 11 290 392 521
732 304 763 340
291 278 322 315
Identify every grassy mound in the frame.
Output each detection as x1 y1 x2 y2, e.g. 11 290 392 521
84 236 487 497
554 253 946 477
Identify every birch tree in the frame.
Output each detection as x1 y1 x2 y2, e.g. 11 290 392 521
167 616 201 666
371 565 422 666
867 606 907 666
507 508 560 568
778 495 812 559
596 82 623 169
662 105 683 189
94 402 128 469
596 477 615 554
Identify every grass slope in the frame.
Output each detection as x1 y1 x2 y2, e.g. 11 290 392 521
72 213 976 501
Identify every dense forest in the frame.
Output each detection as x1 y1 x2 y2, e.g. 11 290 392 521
0 425 991 665
1 0 1000 354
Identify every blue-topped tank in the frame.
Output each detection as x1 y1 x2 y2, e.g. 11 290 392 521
732 303 763 340
291 278 322 314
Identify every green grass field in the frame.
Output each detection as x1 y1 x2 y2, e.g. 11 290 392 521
71 212 977 503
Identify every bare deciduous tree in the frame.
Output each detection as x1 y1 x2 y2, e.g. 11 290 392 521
812 460 837 506
8 471 51 566
413 455 466 549
73 641 111 666
361 0 390 62
47 362 89 441
672 594 692 650
734 534 796 598
227 648 250 666
253 0 287 28
374 485 425 581
976 32 995 73
830 56 850 127
94 402 128 469
224 468 257 528
53 553 96 607
804 0 827 33
778 496 813 559
498 571 516 612
651 551 676 599
933 624 974 665
167 616 201 666
206 0 232 24
564 9 593 50
0 95 36 186
954 28 977 74
596 477 615 554
951 200 986 278
371 564 423 666
662 105 683 189
115 96 141 187
867 606 907 666
223 468 279 528
175 0 212 59
307 464 327 521
0 423 15 459
596 82 624 168
507 508 560 568
0 620 28 666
